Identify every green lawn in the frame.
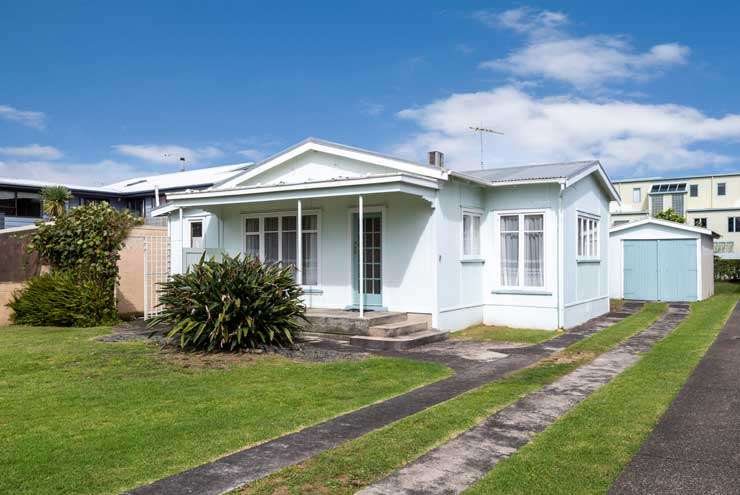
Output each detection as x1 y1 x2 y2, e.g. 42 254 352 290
0 325 449 495
465 282 740 495
450 324 556 344
240 303 667 495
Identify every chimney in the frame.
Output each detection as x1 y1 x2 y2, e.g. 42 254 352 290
428 150 444 168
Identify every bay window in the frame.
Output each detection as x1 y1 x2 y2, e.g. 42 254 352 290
499 212 545 288
577 214 600 259
243 212 320 285
462 210 482 258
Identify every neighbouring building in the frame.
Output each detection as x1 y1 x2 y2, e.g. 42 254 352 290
610 172 740 259
0 163 251 230
153 138 619 332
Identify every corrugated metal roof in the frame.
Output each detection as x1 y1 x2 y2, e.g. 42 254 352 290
458 160 597 183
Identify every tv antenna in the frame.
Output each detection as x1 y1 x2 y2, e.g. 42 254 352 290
469 125 503 169
164 154 187 172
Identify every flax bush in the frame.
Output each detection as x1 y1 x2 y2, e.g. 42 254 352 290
150 254 306 351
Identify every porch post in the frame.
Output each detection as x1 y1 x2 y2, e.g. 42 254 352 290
297 199 303 286
359 195 364 318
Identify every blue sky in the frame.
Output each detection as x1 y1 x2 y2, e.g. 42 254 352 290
2 1 740 185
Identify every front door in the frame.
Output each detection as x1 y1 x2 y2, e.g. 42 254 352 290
352 212 382 307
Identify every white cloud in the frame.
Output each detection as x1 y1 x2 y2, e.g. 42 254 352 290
112 144 224 165
359 101 385 116
393 85 740 174
0 104 46 129
0 144 63 160
476 7 689 90
236 148 267 161
0 159 142 186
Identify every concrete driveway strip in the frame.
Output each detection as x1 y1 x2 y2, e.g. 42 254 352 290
125 304 643 495
358 304 689 495
609 302 740 495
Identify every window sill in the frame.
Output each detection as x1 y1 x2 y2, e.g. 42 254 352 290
460 258 485 264
577 258 601 264
301 287 324 295
492 288 552 296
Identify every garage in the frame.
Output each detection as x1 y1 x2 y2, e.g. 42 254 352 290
609 218 717 302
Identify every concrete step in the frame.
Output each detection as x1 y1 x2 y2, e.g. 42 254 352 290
303 310 408 336
368 314 430 337
350 329 449 351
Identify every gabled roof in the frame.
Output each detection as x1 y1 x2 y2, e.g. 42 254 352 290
609 217 719 238
454 160 620 202
214 137 447 190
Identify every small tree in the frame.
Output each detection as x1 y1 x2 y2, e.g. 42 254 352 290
655 208 686 224
40 185 73 219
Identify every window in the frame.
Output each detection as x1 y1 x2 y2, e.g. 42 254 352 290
577 214 600 259
189 220 203 248
690 184 698 197
462 210 481 258
632 187 641 204
651 195 664 216
694 218 707 228
243 212 319 285
0 190 42 218
672 194 685 217
499 212 544 288
718 183 727 196
729 217 740 233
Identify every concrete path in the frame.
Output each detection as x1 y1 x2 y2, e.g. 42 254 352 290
359 304 689 495
125 305 641 495
609 302 740 495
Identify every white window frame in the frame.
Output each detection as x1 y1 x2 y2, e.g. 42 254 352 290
186 217 205 249
632 187 641 204
494 209 548 290
461 208 483 261
240 210 321 287
577 212 600 261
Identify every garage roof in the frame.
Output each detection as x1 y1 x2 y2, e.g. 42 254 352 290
609 218 720 238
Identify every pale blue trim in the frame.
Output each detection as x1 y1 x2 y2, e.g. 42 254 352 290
492 288 552 296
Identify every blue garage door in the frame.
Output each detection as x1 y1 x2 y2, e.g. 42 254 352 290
623 239 697 301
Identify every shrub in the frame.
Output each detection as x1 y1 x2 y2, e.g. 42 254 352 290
8 271 118 327
150 254 306 351
654 208 686 223
715 257 740 281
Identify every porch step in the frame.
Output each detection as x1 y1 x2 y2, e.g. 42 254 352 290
302 310 407 336
368 314 430 337
349 329 449 351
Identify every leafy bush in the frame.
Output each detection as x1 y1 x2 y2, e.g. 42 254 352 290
28 201 141 296
654 208 686 223
8 271 118 327
150 254 306 351
715 257 740 281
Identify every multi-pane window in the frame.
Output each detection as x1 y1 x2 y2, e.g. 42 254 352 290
672 193 685 217
690 184 698 197
694 218 707 228
244 213 319 285
632 188 641 204
577 214 600 259
462 210 481 258
718 183 727 196
189 220 203 248
0 190 42 218
651 195 664 216
729 217 740 233
499 213 544 288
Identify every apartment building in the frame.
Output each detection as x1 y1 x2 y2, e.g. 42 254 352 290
610 172 740 258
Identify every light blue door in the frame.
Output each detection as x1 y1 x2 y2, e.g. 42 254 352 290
623 239 697 301
624 240 658 300
657 239 697 301
352 212 382 307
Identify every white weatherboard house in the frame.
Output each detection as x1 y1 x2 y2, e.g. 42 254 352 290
153 138 619 332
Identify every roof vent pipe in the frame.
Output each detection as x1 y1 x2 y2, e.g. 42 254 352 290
428 151 444 168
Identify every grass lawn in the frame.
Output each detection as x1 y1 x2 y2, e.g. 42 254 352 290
450 324 556 344
239 303 667 495
0 326 449 495
465 282 740 495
